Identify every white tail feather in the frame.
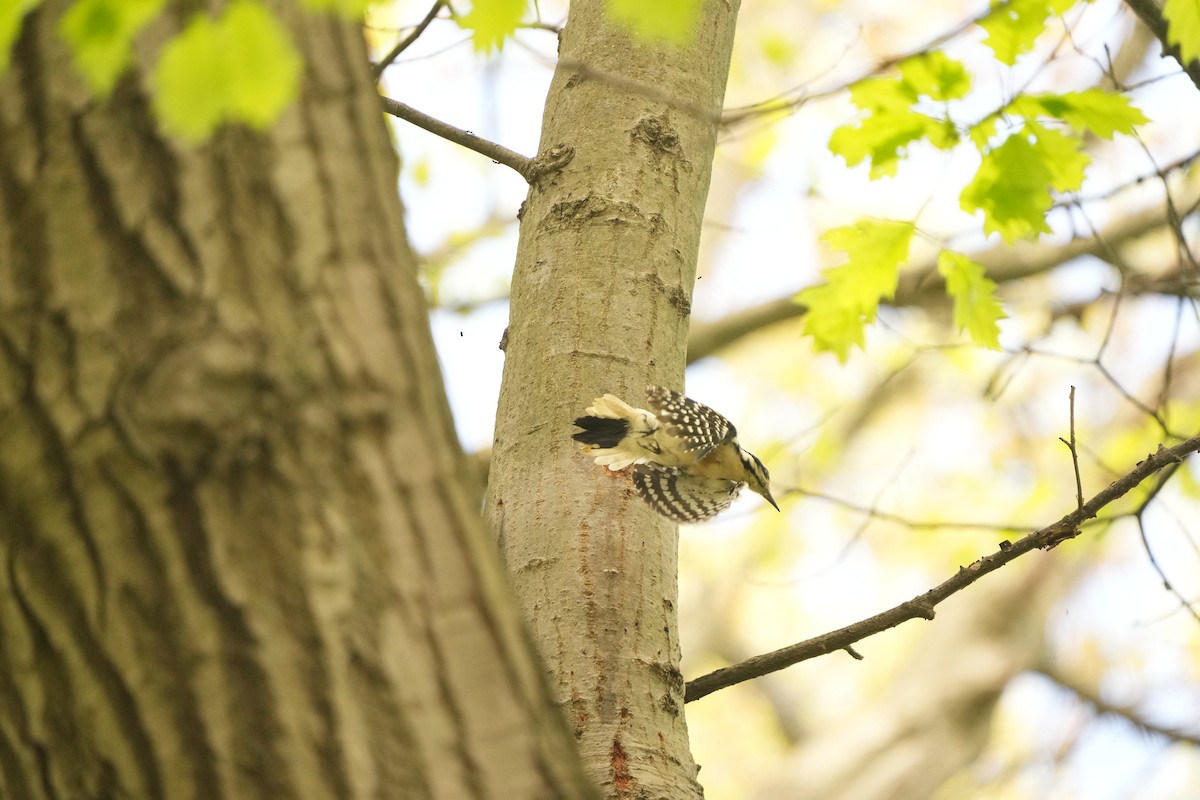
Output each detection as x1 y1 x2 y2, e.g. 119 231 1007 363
579 394 660 470
586 394 638 421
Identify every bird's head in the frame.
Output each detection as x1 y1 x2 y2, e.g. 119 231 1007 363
738 448 779 512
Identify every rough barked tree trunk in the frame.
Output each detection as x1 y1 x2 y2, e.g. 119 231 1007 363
0 3 592 798
487 1 740 797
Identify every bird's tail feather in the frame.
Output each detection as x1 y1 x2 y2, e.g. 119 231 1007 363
571 415 629 449
572 393 658 470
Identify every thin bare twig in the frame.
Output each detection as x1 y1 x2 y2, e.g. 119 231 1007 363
372 0 446 80
684 433 1200 703
1058 386 1085 512
791 485 1030 534
1134 462 1200 623
720 2 989 125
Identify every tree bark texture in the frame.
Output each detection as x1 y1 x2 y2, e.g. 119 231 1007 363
487 1 741 797
0 4 591 799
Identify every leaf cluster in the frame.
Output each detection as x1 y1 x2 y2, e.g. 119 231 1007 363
3 0 370 142
810 0 1152 361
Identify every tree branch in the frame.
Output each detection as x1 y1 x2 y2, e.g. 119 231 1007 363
1121 0 1200 92
684 433 1200 703
379 97 575 183
1038 666 1200 747
1133 463 1200 623
380 96 533 178
1059 386 1084 512
372 0 445 80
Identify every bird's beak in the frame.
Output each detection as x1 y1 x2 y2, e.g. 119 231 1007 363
763 487 780 512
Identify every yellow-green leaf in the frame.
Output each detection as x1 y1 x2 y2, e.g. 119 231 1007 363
59 0 165 94
796 284 867 363
899 51 971 101
937 251 1007 349
822 220 914 301
961 132 1054 242
830 109 935 178
1033 124 1089 192
967 116 1002 149
797 220 914 361
978 0 1075 65
848 76 918 111
1009 90 1149 139
1 0 40 72
831 71 961 178
458 0 526 52
154 14 224 140
221 1 302 127
606 0 702 46
979 0 1047 65
1164 0 1200 65
153 0 301 142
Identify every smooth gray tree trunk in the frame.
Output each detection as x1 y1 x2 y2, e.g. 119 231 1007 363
487 2 741 797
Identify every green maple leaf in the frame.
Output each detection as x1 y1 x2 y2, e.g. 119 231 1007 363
59 0 165 94
937 251 1007 349
797 220 914 361
153 0 301 142
830 75 960 178
961 127 1079 242
1164 0 1200 65
1033 124 1089 191
458 0 526 52
1 0 40 72
898 51 971 101
979 0 1078 66
797 283 869 362
1009 90 1149 139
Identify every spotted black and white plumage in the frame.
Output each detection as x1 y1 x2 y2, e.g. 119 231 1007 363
631 464 742 523
644 385 734 458
572 386 779 522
